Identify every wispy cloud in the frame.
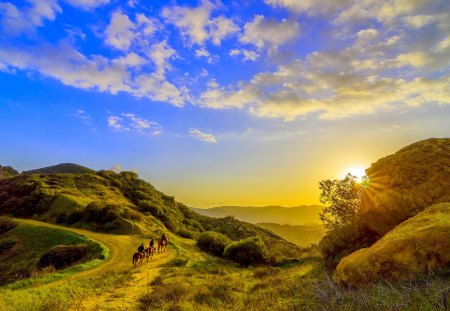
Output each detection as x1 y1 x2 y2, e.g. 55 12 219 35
189 128 217 143
108 113 162 136
73 109 91 121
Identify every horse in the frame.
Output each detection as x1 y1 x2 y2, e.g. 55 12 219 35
132 251 145 266
144 247 155 261
157 236 170 253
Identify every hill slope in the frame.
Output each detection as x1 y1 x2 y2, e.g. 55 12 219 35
0 165 18 178
191 205 323 225
0 168 299 261
23 163 96 175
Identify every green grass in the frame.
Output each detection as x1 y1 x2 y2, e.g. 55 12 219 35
0 267 132 311
139 239 450 311
0 223 107 286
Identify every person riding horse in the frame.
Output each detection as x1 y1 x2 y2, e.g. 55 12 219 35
161 233 167 242
138 243 145 255
149 239 155 251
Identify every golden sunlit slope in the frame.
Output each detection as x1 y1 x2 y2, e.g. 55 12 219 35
335 203 450 286
360 138 450 235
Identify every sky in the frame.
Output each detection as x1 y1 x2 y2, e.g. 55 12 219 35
0 0 449 208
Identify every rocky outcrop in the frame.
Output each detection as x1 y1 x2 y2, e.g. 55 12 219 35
360 138 450 236
334 203 450 286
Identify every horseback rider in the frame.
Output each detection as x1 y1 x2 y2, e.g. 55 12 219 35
161 233 167 242
138 243 145 254
149 239 155 250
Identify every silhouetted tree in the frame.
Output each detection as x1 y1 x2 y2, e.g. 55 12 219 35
319 173 368 231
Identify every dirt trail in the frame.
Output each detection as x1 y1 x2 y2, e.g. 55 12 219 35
14 218 175 311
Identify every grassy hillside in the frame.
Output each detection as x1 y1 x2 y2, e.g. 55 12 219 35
0 165 18 178
0 218 106 285
192 205 323 225
23 163 96 175
256 223 325 247
0 168 300 262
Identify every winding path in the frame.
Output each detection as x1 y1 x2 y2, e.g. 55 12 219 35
14 218 175 310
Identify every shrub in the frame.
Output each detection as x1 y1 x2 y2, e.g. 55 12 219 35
177 228 195 239
137 200 163 217
38 244 89 269
0 217 17 234
223 237 270 267
319 223 377 269
0 237 18 254
197 231 231 257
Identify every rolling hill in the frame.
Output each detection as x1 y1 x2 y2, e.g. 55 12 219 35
0 165 300 262
0 165 18 178
191 205 324 225
22 163 96 175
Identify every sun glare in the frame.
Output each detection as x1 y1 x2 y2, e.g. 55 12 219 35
343 166 367 182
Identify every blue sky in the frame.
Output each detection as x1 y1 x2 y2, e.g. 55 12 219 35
1 0 449 207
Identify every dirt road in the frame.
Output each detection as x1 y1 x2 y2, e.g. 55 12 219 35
14 218 175 310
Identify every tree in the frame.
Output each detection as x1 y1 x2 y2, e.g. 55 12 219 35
319 173 368 231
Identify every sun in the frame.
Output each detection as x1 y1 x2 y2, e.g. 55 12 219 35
343 166 367 182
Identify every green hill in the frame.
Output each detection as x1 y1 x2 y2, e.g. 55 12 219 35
22 163 96 175
0 166 299 262
0 217 106 285
0 165 18 178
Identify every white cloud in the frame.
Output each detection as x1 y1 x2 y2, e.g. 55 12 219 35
0 0 61 36
189 128 217 143
228 49 259 61
0 42 187 106
108 116 123 130
112 52 148 67
162 1 238 45
105 11 136 51
134 74 185 107
229 49 240 56
195 48 210 58
64 0 109 10
240 15 299 51
265 0 351 15
73 109 91 121
209 16 239 45
108 113 162 135
148 40 176 78
136 13 157 36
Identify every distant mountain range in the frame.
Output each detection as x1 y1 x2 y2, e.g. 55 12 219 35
22 163 95 175
191 205 324 226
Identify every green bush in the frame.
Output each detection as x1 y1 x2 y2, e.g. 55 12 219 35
319 223 377 269
0 217 17 234
38 244 89 269
0 237 18 254
137 200 163 216
197 231 231 257
177 228 195 239
223 236 270 267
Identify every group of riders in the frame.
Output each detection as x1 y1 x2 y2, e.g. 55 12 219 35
133 233 169 266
